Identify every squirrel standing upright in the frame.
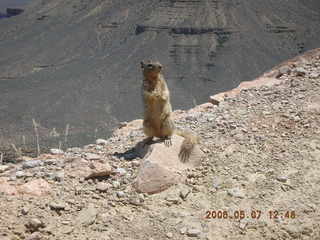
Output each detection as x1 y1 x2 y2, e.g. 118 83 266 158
140 60 199 162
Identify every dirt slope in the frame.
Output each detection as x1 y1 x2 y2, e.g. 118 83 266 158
0 0 320 146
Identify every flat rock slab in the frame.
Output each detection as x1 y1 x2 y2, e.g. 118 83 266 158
0 178 51 196
76 203 98 226
134 135 204 194
18 179 51 196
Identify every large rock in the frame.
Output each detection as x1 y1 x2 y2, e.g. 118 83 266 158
0 177 18 195
65 158 113 179
18 179 51 197
134 135 203 194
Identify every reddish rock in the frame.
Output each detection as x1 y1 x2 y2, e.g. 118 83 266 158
65 159 113 179
134 135 204 194
18 179 51 196
85 162 113 179
0 177 18 195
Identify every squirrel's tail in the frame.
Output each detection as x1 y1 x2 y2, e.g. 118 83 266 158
175 129 199 163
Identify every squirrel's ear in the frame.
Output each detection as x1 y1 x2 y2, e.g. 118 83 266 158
140 61 145 69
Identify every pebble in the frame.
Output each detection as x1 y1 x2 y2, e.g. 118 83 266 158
180 227 187 235
276 176 288 183
21 207 29 215
22 160 42 169
131 160 140 167
165 196 180 204
67 147 82 153
96 139 108 145
52 171 64 182
76 204 98 226
15 171 26 178
310 72 320 78
227 188 245 199
116 191 125 198
0 165 10 173
166 232 173 238
96 182 109 192
295 67 307 76
50 148 64 155
49 201 66 211
95 145 103 150
115 168 127 176
112 181 121 188
26 218 45 232
44 159 59 166
26 232 41 240
187 228 201 237
84 153 100 160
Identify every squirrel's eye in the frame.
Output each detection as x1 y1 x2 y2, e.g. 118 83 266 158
147 64 153 69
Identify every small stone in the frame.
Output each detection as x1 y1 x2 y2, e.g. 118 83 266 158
166 232 173 238
165 196 180 204
26 218 45 232
15 171 26 178
44 159 59 166
61 226 74 234
26 232 41 240
227 188 245 199
112 181 121 188
116 191 125 198
180 227 187 235
50 148 64 155
129 193 144 206
22 160 42 169
310 72 320 78
52 171 64 182
67 147 82 153
49 201 66 211
21 207 29 215
295 67 307 76
115 168 127 176
96 139 108 145
262 111 271 115
84 153 100 160
0 165 10 173
276 65 291 78
276 176 288 183
131 160 140 167
187 228 201 237
76 203 97 226
85 162 113 179
96 182 109 192
95 145 103 150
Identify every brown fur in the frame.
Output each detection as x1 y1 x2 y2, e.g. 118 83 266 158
140 60 199 162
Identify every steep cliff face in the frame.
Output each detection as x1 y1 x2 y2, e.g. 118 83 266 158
0 0 319 146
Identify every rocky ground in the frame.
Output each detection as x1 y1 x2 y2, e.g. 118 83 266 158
0 50 320 240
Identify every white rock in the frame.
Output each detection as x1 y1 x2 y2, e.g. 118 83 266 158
50 149 64 155
96 139 108 145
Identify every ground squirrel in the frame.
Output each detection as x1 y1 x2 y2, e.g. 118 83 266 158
140 60 199 162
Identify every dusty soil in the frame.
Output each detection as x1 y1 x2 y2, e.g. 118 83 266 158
1 0 320 147
0 52 320 239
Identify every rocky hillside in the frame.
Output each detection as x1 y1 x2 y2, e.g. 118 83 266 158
0 49 319 240
0 0 320 146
